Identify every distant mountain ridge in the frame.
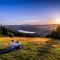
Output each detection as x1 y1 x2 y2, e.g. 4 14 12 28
5 24 58 36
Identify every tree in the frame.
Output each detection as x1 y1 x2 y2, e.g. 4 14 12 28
51 25 60 39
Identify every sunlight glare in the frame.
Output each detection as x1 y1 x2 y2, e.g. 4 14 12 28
55 18 60 24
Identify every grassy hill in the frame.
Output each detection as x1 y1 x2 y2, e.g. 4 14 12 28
0 37 60 60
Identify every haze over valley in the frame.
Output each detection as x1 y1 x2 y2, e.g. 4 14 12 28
5 24 58 36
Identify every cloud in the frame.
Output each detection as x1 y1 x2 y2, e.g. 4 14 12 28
0 18 55 25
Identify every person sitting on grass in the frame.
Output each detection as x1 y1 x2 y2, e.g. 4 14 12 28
9 40 15 50
15 41 22 49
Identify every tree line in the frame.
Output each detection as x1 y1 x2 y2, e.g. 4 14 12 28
46 25 60 39
0 25 21 37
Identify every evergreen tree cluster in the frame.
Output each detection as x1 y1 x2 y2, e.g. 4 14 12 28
0 25 23 37
47 25 60 39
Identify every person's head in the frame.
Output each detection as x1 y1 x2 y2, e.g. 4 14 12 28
16 41 19 43
11 40 14 42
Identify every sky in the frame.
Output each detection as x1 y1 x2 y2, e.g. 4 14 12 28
0 0 60 25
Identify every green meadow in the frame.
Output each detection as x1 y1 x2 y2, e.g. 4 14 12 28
0 37 60 60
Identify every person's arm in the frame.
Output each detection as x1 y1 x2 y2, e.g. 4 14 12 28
20 43 23 48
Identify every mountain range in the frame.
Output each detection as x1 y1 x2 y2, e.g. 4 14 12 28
5 24 58 36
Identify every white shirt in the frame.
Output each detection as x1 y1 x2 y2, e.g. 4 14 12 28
9 42 15 48
15 43 21 47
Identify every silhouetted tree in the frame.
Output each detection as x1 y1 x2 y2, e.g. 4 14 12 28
47 25 60 39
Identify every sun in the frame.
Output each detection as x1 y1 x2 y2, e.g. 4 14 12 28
55 18 60 24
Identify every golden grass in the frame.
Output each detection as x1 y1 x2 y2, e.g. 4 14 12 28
0 37 50 42
0 37 50 49
0 37 60 49
0 37 60 60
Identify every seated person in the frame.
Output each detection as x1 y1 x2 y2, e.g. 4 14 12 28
15 41 21 49
9 40 15 50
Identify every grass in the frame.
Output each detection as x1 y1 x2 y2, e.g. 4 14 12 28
0 37 60 60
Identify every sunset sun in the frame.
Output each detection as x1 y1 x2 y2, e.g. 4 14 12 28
55 18 60 24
